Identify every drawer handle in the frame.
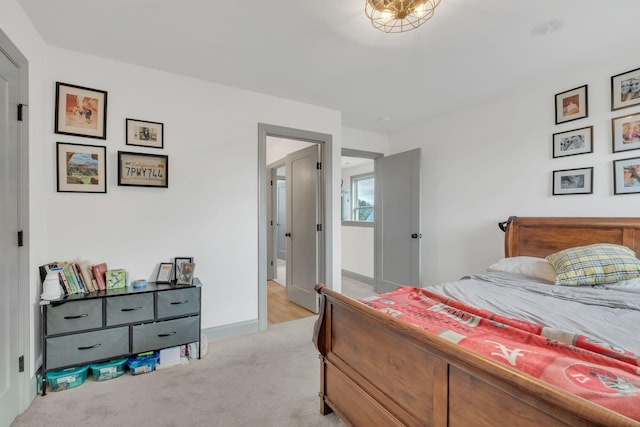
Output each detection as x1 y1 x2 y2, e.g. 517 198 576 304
78 343 101 351
170 300 189 305
121 306 142 312
158 331 177 337
64 314 89 320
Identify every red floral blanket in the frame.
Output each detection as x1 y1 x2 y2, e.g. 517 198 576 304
361 286 640 421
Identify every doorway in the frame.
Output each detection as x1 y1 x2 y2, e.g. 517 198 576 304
257 124 332 330
0 29 30 426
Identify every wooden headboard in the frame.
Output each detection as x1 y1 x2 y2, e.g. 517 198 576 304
503 216 640 258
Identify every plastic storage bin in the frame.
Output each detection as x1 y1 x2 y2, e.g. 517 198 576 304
89 358 128 381
45 365 89 391
127 351 159 375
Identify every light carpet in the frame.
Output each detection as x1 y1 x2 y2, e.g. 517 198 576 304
12 316 344 427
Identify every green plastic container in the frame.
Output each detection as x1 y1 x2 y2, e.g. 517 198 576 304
89 358 128 381
45 365 88 391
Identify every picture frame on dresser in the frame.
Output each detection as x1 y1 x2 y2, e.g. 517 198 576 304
174 257 193 282
611 66 640 111
56 142 107 193
552 166 593 195
55 82 107 139
126 118 164 149
612 112 640 153
176 263 195 285
552 126 593 158
554 85 588 124
155 262 174 284
613 157 640 194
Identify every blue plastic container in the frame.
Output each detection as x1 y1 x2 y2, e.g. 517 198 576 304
45 365 89 391
89 358 128 381
127 351 159 375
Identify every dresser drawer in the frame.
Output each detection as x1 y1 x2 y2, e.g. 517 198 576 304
106 293 154 326
46 299 103 335
156 287 200 319
46 327 129 370
132 316 200 353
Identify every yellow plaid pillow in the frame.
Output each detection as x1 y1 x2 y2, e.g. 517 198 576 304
546 243 640 286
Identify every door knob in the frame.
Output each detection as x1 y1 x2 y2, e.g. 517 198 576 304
285 233 291 237
411 233 421 239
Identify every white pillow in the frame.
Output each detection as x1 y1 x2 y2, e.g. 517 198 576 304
486 256 556 282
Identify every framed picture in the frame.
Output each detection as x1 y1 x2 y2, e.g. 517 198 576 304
611 112 640 153
176 262 196 285
552 167 593 195
156 262 174 284
613 157 640 195
611 67 640 111
56 142 107 193
555 85 588 124
552 126 593 158
174 257 193 282
117 151 168 188
126 118 164 149
55 82 107 139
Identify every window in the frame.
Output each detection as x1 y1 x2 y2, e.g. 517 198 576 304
351 173 374 222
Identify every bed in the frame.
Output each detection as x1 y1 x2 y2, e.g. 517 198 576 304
313 216 640 427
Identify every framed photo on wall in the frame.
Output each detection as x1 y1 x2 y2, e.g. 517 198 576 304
126 118 164 149
613 157 640 195
56 142 107 193
611 67 640 111
55 82 107 139
552 126 593 158
552 167 593 195
117 151 168 187
612 112 640 153
555 85 588 124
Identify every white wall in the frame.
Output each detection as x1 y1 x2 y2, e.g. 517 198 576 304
2 0 343 381
390 49 640 284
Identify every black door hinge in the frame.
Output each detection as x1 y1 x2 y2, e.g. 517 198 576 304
17 230 23 247
316 162 322 170
19 355 24 372
317 224 322 231
18 104 24 121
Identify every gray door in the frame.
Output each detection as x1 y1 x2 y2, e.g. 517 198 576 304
0 43 21 426
266 167 276 281
286 145 319 313
375 149 421 293
276 180 286 260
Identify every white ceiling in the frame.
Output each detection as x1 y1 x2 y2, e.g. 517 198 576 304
17 0 640 135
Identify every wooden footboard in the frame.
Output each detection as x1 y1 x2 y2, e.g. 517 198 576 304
313 285 640 427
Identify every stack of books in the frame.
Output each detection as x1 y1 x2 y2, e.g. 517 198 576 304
39 260 128 296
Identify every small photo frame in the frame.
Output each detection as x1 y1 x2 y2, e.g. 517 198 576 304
174 257 193 282
611 112 640 153
126 118 164 149
555 85 588 124
613 157 640 195
56 142 107 193
117 151 168 188
55 82 107 139
552 167 593 195
611 67 640 111
176 262 195 285
552 126 593 158
156 262 174 284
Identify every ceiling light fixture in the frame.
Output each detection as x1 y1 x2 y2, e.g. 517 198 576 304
365 0 441 33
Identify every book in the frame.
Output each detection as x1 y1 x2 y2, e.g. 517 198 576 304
91 263 108 291
76 259 95 292
61 264 79 294
105 269 127 289
70 263 87 293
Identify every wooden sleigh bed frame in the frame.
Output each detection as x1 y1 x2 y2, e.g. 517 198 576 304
313 217 640 427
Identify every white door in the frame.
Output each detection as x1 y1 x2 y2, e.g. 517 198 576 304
266 167 276 280
286 145 319 313
375 149 422 293
276 181 286 260
0 43 21 427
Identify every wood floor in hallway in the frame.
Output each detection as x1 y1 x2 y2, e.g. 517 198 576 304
267 280 315 325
